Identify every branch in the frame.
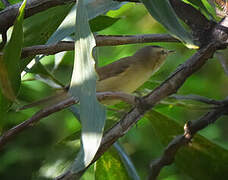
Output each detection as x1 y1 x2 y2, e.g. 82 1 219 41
0 97 76 149
0 0 75 32
0 0 138 33
19 34 179 59
148 105 227 180
170 94 224 105
0 91 136 149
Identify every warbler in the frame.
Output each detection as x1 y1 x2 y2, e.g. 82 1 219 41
96 45 173 94
19 45 173 109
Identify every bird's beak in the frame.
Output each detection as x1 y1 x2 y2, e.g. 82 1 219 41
167 50 175 54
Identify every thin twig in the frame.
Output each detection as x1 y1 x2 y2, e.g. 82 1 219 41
0 0 75 33
148 106 227 180
0 91 136 149
0 97 76 149
18 34 179 59
0 0 139 33
170 94 223 105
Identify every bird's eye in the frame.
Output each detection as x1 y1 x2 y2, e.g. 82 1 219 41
161 50 166 54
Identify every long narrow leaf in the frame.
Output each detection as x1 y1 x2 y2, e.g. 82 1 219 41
140 0 196 48
47 0 122 45
0 0 26 101
69 0 106 173
0 0 27 128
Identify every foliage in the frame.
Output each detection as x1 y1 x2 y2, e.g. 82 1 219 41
0 0 228 180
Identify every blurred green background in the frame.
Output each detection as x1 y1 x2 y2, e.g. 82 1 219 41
1 2 228 180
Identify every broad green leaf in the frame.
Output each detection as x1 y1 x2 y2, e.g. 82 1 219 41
95 146 130 180
146 110 228 180
0 0 27 124
140 0 196 48
69 0 106 173
46 0 122 45
90 15 120 32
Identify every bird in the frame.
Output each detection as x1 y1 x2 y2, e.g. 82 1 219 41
96 45 173 94
19 45 173 109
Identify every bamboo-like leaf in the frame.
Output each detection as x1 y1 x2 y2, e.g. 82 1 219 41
69 0 106 173
184 0 213 18
46 0 122 45
0 0 26 102
146 110 228 180
140 0 196 48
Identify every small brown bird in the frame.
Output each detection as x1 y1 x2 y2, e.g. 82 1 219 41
19 46 173 109
96 45 173 94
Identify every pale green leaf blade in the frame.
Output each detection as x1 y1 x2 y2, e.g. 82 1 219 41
69 0 106 172
140 0 196 48
46 0 122 45
95 146 131 180
0 0 27 101
146 110 228 180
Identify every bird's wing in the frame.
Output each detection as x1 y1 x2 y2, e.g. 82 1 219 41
96 56 132 81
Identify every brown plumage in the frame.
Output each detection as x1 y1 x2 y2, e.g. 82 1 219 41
96 46 172 94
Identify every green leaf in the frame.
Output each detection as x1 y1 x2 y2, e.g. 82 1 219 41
0 0 26 132
113 143 140 180
146 110 228 180
89 15 120 32
183 0 216 19
69 0 106 173
95 146 131 180
140 0 196 48
0 0 26 101
20 4 74 70
46 0 122 45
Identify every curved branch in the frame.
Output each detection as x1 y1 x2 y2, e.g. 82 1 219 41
19 34 179 59
0 91 136 149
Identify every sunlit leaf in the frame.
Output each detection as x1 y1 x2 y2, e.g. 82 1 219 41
146 110 228 180
69 0 106 173
95 146 130 180
140 0 196 48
